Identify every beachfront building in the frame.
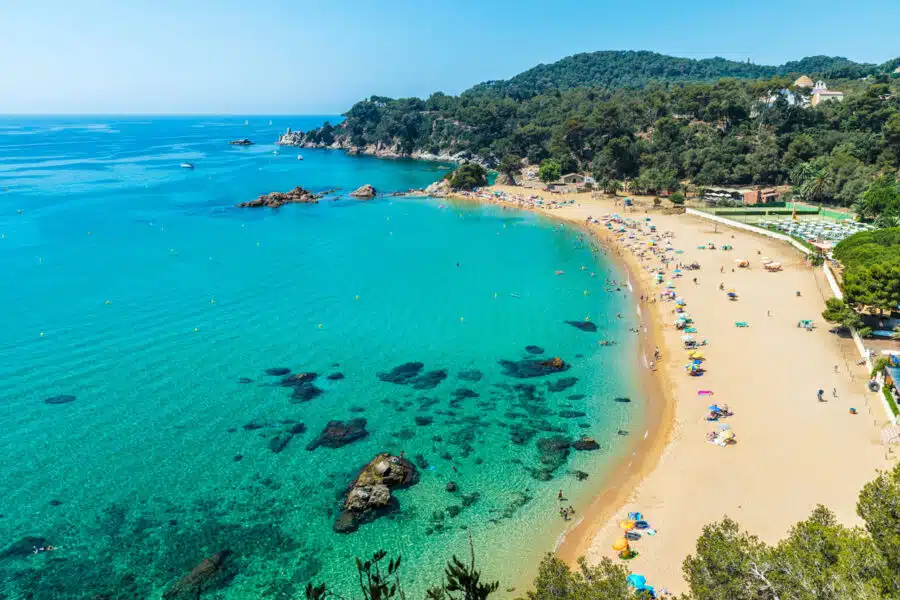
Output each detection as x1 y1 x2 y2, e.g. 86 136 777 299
811 81 844 106
553 173 596 192
743 188 781 205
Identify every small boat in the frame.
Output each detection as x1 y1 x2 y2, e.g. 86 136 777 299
180 162 194 169
273 150 279 155
268 120 273 126
296 154 303 160
555 270 564 275
244 119 249 125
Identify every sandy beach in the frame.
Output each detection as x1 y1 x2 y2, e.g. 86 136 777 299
450 185 894 594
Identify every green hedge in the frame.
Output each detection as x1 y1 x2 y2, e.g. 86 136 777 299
884 384 900 417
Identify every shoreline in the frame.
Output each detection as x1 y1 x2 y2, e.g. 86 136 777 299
434 184 893 594
435 190 677 576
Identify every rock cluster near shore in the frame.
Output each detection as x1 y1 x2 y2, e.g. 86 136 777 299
334 453 420 533
237 186 321 208
350 184 377 199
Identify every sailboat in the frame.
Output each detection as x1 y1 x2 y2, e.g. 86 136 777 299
180 162 195 169
297 154 304 160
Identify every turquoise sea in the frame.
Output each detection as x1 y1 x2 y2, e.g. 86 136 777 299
0 117 644 599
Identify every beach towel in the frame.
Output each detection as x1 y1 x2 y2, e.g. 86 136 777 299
698 390 714 395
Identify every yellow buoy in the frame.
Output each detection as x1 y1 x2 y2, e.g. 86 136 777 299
583 290 588 295
105 300 111 305
87 231 92 236
40 332 45 337
317 324 323 329
193 327 199 332
355 295 359 301
210 299 215 304
585 316 591 321
460 317 464 323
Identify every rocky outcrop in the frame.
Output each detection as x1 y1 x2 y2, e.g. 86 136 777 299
350 184 377 199
333 453 420 533
229 139 253 146
275 129 495 167
237 186 321 208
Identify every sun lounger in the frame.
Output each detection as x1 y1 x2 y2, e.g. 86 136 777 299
735 321 749 327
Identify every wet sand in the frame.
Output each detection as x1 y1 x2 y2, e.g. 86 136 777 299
448 186 893 593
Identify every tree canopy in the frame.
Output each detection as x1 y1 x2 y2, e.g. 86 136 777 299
833 228 900 312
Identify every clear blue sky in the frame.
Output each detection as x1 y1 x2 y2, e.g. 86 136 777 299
2 0 898 115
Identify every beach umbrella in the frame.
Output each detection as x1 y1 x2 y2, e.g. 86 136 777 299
721 430 735 440
708 404 720 411
627 574 647 589
612 538 629 552
682 334 693 341
717 423 731 430
619 519 636 530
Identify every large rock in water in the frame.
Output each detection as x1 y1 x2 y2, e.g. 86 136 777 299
350 184 377 199
498 357 570 378
334 453 420 533
237 186 321 208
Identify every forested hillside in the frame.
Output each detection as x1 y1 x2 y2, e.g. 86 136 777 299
297 51 900 218
465 51 880 99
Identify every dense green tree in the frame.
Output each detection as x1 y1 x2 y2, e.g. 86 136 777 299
499 154 523 183
446 163 489 190
539 160 562 185
854 175 900 221
821 298 864 329
526 555 633 600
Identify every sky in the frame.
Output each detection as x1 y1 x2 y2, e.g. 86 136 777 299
1 0 899 115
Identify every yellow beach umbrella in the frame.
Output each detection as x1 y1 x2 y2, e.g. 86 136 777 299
612 537 630 552
618 519 636 530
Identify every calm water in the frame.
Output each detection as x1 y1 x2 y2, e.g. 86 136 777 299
0 117 644 599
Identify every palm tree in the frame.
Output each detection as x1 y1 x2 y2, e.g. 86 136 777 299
800 170 832 208
603 179 621 196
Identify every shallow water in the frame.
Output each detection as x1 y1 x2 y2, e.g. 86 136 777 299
0 117 644 599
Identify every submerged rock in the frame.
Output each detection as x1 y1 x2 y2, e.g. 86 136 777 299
163 549 233 599
524 345 545 355
0 536 47 561
565 320 598 332
414 416 434 426
572 437 600 451
613 397 631 403
326 372 345 381
457 369 483 382
265 368 291 376
378 362 424 384
498 357 570 379
306 419 368 451
411 369 448 390
333 453 419 533
237 377 253 384
559 410 587 419
269 435 293 454
44 395 76 405
547 377 578 392
567 394 586 400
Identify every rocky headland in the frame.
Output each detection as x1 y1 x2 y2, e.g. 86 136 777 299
276 129 490 167
333 453 419 533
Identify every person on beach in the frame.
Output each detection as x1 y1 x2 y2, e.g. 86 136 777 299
558 489 563 501
817 389 825 402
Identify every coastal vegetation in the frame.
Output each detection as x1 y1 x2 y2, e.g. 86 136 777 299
445 163 489 190
297 51 900 220
304 463 900 600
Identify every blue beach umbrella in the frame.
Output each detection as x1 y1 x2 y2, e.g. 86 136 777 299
627 574 647 588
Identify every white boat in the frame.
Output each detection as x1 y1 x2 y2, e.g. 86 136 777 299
268 120 273 126
296 154 303 160
244 119 249 125
180 162 194 169
273 150 279 155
